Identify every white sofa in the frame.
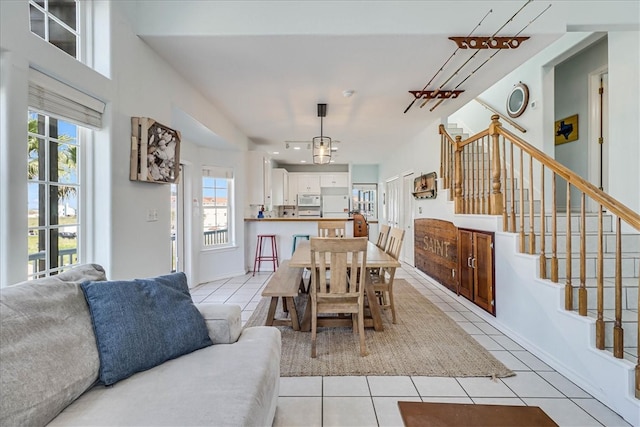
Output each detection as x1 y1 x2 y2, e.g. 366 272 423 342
0 264 281 426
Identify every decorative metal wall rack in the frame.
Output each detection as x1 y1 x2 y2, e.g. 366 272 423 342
412 172 438 199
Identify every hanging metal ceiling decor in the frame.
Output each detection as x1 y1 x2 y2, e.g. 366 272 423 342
404 0 552 114
312 103 331 165
448 36 530 49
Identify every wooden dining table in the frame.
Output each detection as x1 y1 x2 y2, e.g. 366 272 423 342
288 239 401 332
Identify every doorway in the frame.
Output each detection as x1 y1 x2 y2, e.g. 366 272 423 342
170 165 184 272
589 70 609 210
401 172 415 265
553 36 608 212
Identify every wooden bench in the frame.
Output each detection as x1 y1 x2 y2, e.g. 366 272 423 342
261 260 304 330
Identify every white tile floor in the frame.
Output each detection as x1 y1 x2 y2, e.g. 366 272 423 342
191 265 632 427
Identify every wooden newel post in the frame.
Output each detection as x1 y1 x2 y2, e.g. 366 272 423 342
489 115 504 215
454 135 463 214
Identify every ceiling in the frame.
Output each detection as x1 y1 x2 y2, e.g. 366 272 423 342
122 1 638 166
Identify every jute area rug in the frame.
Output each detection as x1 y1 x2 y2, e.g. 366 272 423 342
244 279 514 378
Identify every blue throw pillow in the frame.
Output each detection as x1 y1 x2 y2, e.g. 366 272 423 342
81 272 213 385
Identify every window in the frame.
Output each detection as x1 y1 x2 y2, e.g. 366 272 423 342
352 184 377 220
29 0 79 58
27 111 80 279
202 167 233 247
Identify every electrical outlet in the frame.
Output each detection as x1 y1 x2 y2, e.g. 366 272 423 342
146 209 158 222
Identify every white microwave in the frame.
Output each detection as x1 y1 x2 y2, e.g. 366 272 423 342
297 194 321 207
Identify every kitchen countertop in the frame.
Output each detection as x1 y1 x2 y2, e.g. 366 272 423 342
244 217 378 223
244 217 351 222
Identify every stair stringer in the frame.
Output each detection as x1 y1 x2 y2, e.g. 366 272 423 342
491 231 639 425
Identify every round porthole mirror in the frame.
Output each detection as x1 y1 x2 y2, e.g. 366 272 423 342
506 82 529 118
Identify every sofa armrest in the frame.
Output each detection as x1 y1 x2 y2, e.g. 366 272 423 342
196 304 242 344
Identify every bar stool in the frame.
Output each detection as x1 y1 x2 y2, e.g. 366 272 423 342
291 234 310 255
252 234 279 276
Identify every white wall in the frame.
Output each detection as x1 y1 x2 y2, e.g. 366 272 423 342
608 31 640 214
351 164 378 183
492 232 638 425
0 0 251 285
554 37 608 210
447 31 639 215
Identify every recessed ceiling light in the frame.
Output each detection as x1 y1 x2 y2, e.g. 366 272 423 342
300 160 307 163
330 147 338 151
343 90 355 98
293 146 301 150
272 151 279 155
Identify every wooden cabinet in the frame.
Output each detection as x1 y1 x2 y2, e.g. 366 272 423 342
320 173 349 188
246 151 272 206
272 168 290 205
297 174 321 193
458 229 495 315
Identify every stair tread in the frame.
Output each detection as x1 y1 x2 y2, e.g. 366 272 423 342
544 251 640 258
561 277 640 287
603 347 637 363
585 309 639 322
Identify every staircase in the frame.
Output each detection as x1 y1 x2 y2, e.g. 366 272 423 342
440 117 640 425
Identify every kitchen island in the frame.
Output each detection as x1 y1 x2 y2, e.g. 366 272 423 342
245 217 355 272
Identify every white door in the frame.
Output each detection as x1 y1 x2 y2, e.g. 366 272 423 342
401 173 415 265
588 70 609 211
385 177 400 229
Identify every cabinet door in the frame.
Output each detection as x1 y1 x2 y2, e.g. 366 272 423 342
320 173 349 188
299 174 321 193
458 229 474 300
283 173 289 204
271 168 287 205
263 158 272 208
332 173 349 187
473 232 494 314
288 174 298 205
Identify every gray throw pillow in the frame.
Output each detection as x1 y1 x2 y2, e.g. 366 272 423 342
0 264 106 427
81 272 213 385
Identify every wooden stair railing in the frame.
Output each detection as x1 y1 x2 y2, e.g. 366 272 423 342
440 114 640 399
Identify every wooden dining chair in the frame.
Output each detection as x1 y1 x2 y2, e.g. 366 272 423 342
368 227 405 324
375 224 391 250
370 224 391 276
309 237 368 357
317 221 346 238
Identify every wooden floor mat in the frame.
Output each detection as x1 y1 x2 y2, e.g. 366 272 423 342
398 401 558 427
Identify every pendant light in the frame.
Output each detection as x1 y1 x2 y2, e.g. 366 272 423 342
312 103 331 165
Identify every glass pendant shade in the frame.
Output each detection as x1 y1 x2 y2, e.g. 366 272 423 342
312 136 332 164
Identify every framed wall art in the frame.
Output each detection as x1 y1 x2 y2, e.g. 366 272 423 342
554 114 579 145
412 172 437 199
130 117 181 183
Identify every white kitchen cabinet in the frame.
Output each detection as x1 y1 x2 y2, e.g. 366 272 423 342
297 174 321 193
320 173 349 188
288 173 299 205
272 168 290 205
246 151 272 206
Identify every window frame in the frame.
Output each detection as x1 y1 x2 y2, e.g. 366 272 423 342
29 0 81 60
201 167 234 250
27 110 82 279
351 183 378 220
